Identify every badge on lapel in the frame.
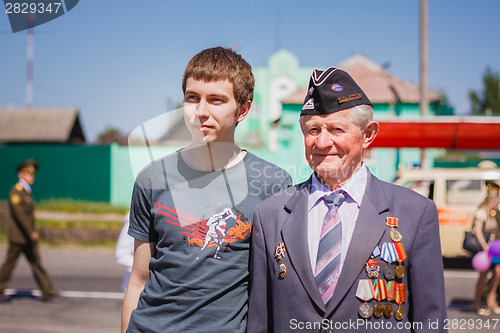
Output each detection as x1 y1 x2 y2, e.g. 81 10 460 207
275 242 286 261
279 264 287 279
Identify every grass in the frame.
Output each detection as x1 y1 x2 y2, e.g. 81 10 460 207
37 198 129 215
0 199 128 247
0 219 124 247
36 219 123 230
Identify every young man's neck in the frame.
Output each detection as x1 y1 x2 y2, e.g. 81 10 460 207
180 141 246 171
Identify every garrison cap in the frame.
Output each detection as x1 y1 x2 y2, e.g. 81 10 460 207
17 158 39 174
301 67 372 116
486 180 500 191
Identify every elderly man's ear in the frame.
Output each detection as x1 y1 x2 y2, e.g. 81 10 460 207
362 121 379 149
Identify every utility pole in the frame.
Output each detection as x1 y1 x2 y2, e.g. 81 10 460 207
26 27 34 109
420 0 429 117
419 0 428 168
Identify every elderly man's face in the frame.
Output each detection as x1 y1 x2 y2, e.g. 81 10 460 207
300 108 378 189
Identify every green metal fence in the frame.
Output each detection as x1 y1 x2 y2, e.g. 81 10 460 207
0 144 111 202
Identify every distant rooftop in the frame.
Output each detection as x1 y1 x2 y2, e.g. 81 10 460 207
283 54 441 104
0 108 85 143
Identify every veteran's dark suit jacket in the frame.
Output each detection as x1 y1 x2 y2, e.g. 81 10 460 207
247 172 447 333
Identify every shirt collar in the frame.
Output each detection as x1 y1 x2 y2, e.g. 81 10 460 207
19 178 31 194
308 164 368 211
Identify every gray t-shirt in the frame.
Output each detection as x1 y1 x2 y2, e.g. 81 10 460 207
127 150 291 333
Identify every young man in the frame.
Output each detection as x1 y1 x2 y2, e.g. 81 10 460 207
247 67 447 332
0 159 56 302
121 47 292 333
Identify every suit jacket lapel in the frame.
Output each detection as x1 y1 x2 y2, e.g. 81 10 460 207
325 173 390 315
281 179 327 312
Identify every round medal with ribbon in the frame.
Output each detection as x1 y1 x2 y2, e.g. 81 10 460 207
356 280 375 319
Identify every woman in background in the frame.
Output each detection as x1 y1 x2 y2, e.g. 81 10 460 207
471 181 500 316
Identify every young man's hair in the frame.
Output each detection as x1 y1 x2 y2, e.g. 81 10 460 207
182 47 255 107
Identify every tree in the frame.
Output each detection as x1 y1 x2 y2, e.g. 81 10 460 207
97 127 128 145
469 67 500 115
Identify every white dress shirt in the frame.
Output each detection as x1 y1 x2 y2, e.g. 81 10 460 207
19 178 32 193
307 164 368 274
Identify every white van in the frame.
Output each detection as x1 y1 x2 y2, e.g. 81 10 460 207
394 161 500 258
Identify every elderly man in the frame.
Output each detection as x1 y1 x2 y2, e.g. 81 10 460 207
247 67 447 332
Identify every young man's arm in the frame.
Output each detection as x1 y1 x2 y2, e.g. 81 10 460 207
121 239 155 333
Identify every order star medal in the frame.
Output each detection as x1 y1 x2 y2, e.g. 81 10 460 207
365 259 380 279
275 242 286 261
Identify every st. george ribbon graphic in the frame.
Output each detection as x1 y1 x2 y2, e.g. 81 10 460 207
3 0 79 33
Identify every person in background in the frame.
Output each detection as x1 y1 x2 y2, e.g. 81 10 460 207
0 159 56 302
115 212 134 292
471 180 500 316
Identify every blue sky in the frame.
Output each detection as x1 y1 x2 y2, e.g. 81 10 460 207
1 0 499 141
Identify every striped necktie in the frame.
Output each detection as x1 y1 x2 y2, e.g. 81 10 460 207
314 191 346 305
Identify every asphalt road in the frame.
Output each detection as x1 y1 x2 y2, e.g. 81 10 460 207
0 245 124 333
0 245 499 333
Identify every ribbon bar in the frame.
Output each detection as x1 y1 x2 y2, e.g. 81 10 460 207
373 279 387 301
394 241 407 262
396 283 406 305
356 279 375 302
386 217 399 228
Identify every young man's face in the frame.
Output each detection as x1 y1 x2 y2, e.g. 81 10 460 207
183 78 250 144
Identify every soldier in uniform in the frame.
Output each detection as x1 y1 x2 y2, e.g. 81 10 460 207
0 159 56 302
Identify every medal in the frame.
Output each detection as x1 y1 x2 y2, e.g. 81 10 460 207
372 279 387 318
395 263 405 279
389 229 402 242
373 302 384 318
395 283 406 321
393 241 407 279
279 263 286 279
381 242 398 263
386 217 402 242
395 305 404 320
384 281 397 318
358 302 373 319
384 303 393 318
275 242 286 261
384 264 396 280
356 280 375 319
365 259 380 279
371 245 381 258
393 241 407 262
386 217 398 227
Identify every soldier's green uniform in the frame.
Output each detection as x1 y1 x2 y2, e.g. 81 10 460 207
0 159 55 302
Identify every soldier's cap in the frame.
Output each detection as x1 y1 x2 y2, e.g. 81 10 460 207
17 158 39 174
486 180 500 192
301 67 372 116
